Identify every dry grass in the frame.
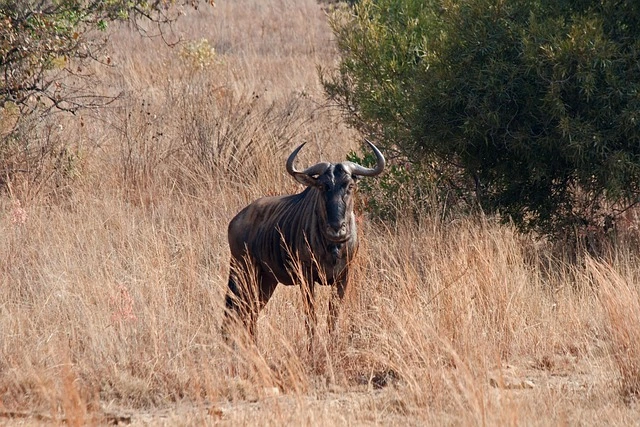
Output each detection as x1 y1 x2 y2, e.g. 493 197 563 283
2 0 640 425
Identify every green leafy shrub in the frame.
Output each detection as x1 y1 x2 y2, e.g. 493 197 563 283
324 0 640 240
348 148 457 223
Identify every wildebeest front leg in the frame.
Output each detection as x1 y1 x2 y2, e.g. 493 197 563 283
300 272 316 351
328 272 349 334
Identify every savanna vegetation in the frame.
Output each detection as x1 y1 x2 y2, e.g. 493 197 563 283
2 0 640 425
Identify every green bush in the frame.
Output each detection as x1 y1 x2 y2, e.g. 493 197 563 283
324 0 640 239
348 150 424 222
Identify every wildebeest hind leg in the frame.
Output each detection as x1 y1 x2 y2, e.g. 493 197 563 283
258 275 278 310
222 269 247 342
223 266 278 344
222 256 261 342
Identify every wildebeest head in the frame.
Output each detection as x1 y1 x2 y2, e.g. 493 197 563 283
286 140 385 242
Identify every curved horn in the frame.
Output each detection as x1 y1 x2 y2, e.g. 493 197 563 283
286 143 330 177
346 139 385 177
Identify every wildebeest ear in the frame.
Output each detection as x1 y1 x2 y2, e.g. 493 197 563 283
293 173 318 187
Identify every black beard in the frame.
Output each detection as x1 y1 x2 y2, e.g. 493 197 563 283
328 243 344 263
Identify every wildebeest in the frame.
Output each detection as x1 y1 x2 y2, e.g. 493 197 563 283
222 140 385 344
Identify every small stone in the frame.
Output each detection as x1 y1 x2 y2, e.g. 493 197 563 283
263 386 280 397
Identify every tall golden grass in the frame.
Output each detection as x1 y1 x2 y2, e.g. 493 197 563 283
2 0 640 424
